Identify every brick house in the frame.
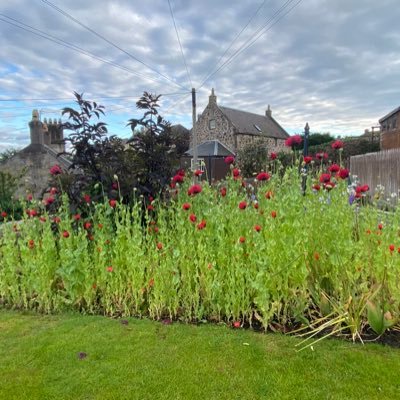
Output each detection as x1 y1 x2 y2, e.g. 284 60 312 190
191 89 289 155
379 106 400 150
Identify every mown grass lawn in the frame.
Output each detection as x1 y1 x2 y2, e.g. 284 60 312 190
0 310 399 400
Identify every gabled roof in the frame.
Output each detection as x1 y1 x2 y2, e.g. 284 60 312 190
379 106 400 123
218 106 289 139
185 140 235 157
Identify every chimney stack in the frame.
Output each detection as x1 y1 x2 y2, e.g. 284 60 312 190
266 104 272 117
209 88 217 105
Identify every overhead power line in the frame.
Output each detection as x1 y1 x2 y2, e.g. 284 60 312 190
0 14 182 89
0 92 189 103
199 0 270 86
167 0 192 88
41 0 189 91
199 0 303 89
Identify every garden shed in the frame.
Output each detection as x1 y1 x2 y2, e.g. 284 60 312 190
181 140 234 183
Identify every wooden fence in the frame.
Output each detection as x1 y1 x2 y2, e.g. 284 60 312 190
350 148 400 197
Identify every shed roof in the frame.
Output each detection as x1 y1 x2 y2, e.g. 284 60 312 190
185 140 235 157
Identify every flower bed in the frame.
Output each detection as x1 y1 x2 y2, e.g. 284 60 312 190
0 160 399 341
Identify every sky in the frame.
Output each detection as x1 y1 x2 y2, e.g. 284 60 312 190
0 0 399 152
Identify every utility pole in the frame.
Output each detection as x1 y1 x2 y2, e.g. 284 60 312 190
301 122 310 196
192 88 197 174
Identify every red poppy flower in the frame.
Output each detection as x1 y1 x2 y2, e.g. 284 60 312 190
398 247 400 254
50 164 62 175
271 210 277 218
111 182 119 190
26 194 33 201
224 156 235 164
39 217 46 222
331 140 344 150
197 220 206 230
182 203 191 210
270 152 277 160
83 194 91 203
256 172 270 181
378 223 383 230
316 152 328 160
303 156 313 164
338 168 349 179
323 182 335 191
177 169 185 177
53 216 61 224
26 209 38 218
147 204 155 211
314 252 320 261
92 283 97 289
98 223 103 229
157 242 163 250
285 134 302 148
172 174 184 184
188 184 202 196
233 321 241 328
360 184 369 192
232 168 240 178
50 187 58 195
189 213 197 223
154 227 159 233
28 239 35 249
253 202 259 209
312 184 321 191
389 244 395 253
109 199 117 208
73 214 81 221
238 201 247 210
366 229 371 235
220 187 227 197
265 191 273 200
239 236 246 243
1 211 7 218
83 221 92 230
254 225 262 232
43 196 55 206
87 234 94 241
62 230 70 238
194 169 203 176
107 266 113 272
328 164 340 173
148 277 155 287
319 173 331 183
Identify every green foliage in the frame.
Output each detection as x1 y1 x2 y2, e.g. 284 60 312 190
126 92 184 197
309 137 380 166
237 142 268 177
306 132 334 147
0 148 19 163
0 170 24 220
58 91 184 209
0 160 399 343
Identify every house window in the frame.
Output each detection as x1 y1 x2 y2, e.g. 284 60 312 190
209 119 216 129
254 124 262 132
392 118 397 130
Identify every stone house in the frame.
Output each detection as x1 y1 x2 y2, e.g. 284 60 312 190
0 110 71 198
192 89 289 155
379 106 400 150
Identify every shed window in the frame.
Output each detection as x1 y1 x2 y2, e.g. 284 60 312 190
209 119 216 129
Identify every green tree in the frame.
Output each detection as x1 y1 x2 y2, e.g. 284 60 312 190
237 143 268 178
